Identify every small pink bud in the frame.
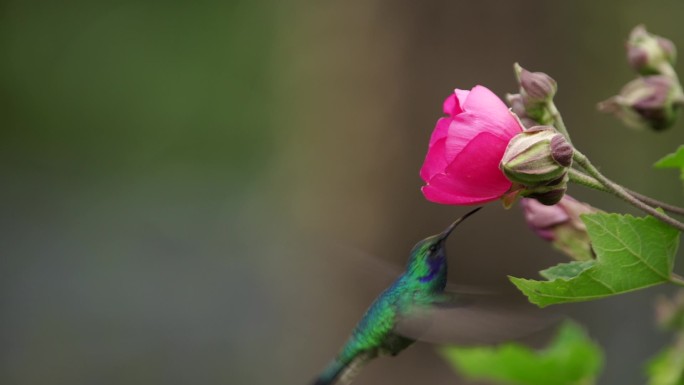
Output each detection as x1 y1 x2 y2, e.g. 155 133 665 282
598 75 684 131
521 195 600 261
657 37 677 62
626 25 677 75
518 68 557 104
506 93 538 128
550 134 573 167
513 64 558 124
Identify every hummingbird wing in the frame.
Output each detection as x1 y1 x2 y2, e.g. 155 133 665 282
392 294 559 346
323 240 498 295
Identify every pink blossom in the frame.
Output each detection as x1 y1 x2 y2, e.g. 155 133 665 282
420 86 524 205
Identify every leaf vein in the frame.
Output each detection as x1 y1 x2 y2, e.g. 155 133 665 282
592 219 668 281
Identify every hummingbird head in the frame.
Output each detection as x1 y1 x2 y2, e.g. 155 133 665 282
406 207 482 283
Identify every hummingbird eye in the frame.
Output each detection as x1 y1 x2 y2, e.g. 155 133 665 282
428 244 437 253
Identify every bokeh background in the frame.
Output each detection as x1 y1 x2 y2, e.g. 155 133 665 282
3 1 684 384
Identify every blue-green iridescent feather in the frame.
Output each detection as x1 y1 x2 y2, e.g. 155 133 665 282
312 214 471 385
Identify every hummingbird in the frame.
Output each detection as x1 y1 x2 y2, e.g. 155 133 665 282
312 207 482 385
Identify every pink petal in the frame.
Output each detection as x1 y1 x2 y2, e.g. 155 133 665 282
454 89 469 109
443 94 458 115
428 117 452 147
443 91 467 116
443 105 523 161
443 114 481 161
422 132 512 205
462 85 523 138
420 137 448 182
445 132 512 195
443 112 516 161
422 183 501 205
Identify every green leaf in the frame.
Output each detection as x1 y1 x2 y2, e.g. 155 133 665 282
510 213 680 307
655 146 684 169
539 261 595 280
655 145 684 183
440 321 603 385
648 346 684 385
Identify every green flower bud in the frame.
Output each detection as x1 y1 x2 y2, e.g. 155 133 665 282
627 25 677 75
598 75 684 131
500 126 573 189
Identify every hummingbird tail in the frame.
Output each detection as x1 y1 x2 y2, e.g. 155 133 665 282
312 359 346 385
312 351 374 385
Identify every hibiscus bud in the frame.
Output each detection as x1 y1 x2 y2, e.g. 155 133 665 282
500 126 573 188
520 195 599 261
598 75 684 131
513 64 558 124
526 185 568 206
515 64 558 103
655 291 684 331
506 93 537 128
626 25 677 75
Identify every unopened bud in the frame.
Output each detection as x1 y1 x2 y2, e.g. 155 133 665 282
598 75 684 131
514 64 558 124
516 65 558 103
520 172 570 206
626 25 677 75
521 195 599 261
506 93 537 128
655 291 684 331
526 185 568 206
500 126 573 187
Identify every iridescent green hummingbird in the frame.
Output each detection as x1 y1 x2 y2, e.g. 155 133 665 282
312 207 482 385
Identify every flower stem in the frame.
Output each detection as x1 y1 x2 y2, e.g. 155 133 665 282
573 151 684 232
547 101 573 146
626 189 684 216
568 168 605 190
670 273 684 287
568 168 684 216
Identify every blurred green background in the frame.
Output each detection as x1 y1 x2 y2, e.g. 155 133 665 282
2 1 684 384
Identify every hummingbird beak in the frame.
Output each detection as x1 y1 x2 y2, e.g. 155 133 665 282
438 207 482 242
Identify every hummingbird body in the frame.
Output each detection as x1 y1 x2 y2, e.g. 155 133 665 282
313 209 480 385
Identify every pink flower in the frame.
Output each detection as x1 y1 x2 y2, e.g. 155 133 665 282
420 86 524 205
